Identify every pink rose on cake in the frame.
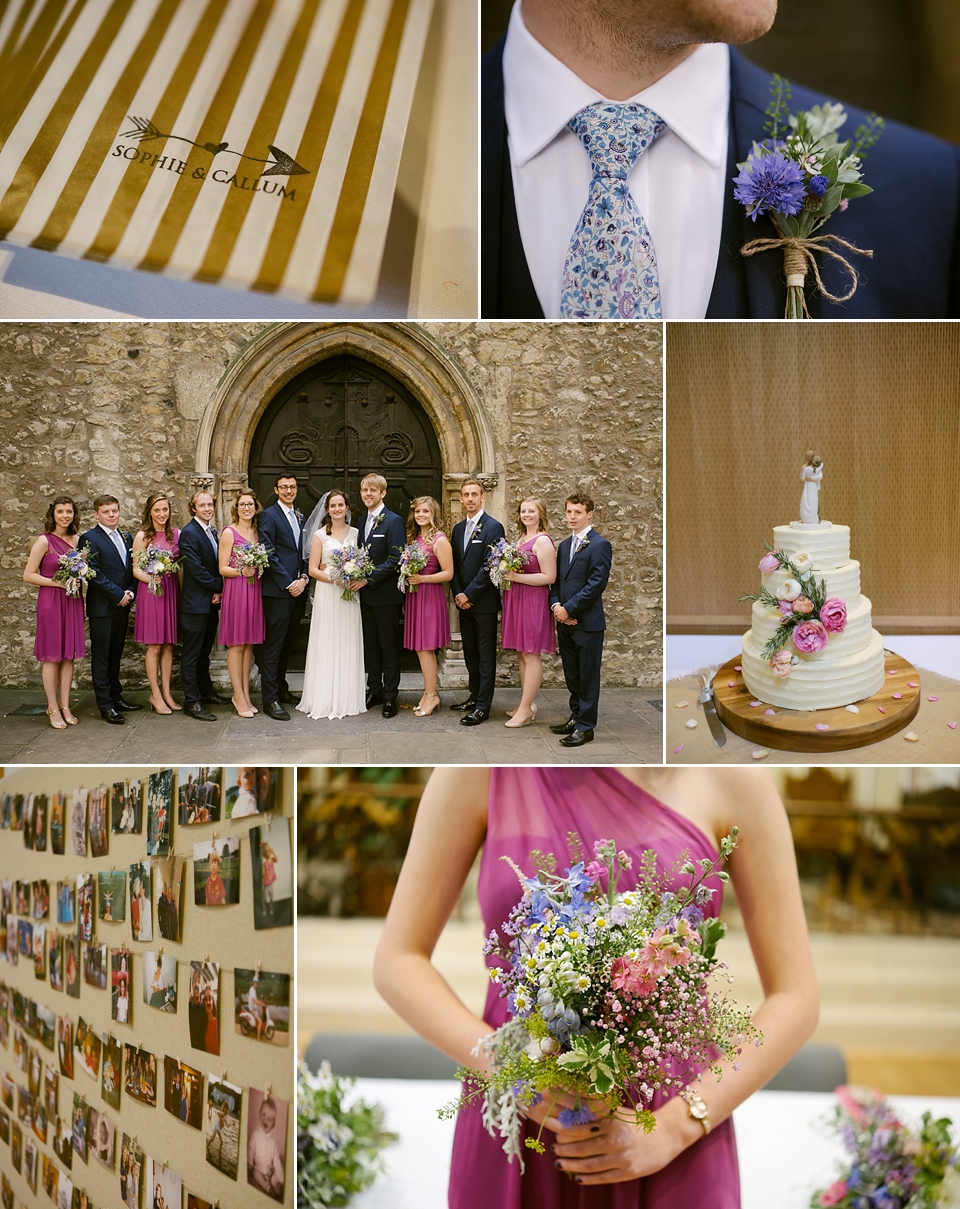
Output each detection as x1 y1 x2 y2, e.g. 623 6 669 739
776 578 802 601
791 595 814 615
769 649 793 678
820 597 848 634
793 620 828 653
778 600 794 615
758 552 781 573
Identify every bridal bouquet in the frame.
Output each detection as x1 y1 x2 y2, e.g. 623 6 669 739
485 538 529 591
397 542 429 593
234 541 270 580
134 545 181 596
53 544 96 597
444 830 759 1167
734 75 884 318
327 544 375 602
811 1085 958 1209
740 543 848 676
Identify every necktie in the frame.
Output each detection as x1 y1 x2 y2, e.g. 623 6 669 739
365 513 376 543
572 535 582 556
110 529 126 563
285 506 300 543
463 518 475 553
205 525 219 555
560 102 667 320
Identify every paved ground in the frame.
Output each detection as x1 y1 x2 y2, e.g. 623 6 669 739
0 679 663 766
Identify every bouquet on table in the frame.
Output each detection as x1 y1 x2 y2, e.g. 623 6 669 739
444 830 760 1167
53 544 96 597
485 538 530 592
326 544 375 602
811 1085 958 1208
397 542 429 594
134 545 181 596
734 75 884 318
233 541 270 581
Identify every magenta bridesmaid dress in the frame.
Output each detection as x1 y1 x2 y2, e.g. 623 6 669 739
133 529 181 644
34 533 85 662
448 768 741 1209
501 535 556 653
402 535 452 650
218 526 265 646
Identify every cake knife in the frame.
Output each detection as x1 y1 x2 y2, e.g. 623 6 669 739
698 673 727 747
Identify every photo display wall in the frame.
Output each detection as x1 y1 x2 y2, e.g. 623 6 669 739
0 766 294 1209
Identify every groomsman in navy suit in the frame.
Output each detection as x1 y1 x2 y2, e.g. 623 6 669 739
178 490 228 722
549 493 613 747
356 473 406 717
80 495 141 725
257 473 308 721
450 479 505 726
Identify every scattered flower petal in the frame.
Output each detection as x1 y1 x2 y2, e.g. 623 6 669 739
892 692 902 700
904 731 919 742
877 707 887 714
749 701 762 708
949 722 958 730
887 669 897 676
928 695 939 702
734 665 742 671
673 744 684 753
814 723 829 731
685 719 698 729
675 701 689 708
727 680 735 688
764 709 775 716
751 748 769 760
906 682 918 688
845 705 859 714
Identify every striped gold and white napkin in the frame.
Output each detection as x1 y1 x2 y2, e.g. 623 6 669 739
0 0 435 304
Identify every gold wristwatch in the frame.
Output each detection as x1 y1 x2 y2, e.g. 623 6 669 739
684 1092 711 1135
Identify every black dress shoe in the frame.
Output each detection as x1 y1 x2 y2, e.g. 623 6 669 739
201 692 231 705
549 715 578 735
184 703 218 722
382 700 398 718
559 728 594 747
115 698 142 712
265 701 290 721
279 689 301 704
450 699 476 712
460 709 490 727
100 709 125 725
366 694 384 710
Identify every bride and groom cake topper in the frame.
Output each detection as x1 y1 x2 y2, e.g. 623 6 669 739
795 450 830 529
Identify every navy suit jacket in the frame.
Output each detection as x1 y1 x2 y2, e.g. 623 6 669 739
451 512 505 614
357 508 406 607
482 41 960 318
549 532 612 631
258 502 306 599
79 525 134 618
179 518 223 614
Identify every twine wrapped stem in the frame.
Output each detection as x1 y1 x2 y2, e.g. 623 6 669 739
741 219 874 318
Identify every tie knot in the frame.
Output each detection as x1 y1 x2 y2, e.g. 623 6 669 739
569 102 666 179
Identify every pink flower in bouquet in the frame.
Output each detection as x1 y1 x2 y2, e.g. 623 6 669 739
820 597 847 634
778 600 794 615
770 649 793 678
610 957 657 999
758 552 780 573
793 620 828 653
819 1180 849 1206
792 595 814 615
584 860 605 883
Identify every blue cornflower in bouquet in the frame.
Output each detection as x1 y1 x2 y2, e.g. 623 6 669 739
53 543 96 597
736 75 885 318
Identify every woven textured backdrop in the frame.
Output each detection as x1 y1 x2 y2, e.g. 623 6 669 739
667 323 960 633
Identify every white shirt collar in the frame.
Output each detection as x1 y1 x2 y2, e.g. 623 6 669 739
466 509 485 526
367 503 385 520
573 524 593 541
99 522 120 537
503 3 728 171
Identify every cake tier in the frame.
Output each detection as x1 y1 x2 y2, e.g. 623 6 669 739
772 524 850 570
762 559 861 602
741 627 886 709
750 594 875 661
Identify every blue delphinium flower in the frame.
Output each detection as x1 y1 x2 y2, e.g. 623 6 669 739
558 1102 595 1127
733 151 806 221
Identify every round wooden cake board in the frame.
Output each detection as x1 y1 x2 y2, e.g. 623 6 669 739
712 651 921 752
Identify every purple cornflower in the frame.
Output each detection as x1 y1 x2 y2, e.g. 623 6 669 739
807 173 828 198
733 151 806 221
558 1103 595 1127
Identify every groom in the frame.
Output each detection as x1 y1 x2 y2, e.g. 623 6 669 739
178 490 227 722
355 474 405 717
258 473 308 721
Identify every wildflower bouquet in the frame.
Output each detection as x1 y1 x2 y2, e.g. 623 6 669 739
134 545 181 596
326 544 375 602
53 544 96 597
734 76 884 318
740 542 848 675
811 1085 958 1209
445 830 760 1167
485 538 529 591
397 542 429 594
234 541 270 581
297 1060 396 1209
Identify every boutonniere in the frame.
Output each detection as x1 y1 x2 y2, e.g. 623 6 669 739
210 527 219 539
472 519 483 537
372 513 384 532
120 530 131 541
734 75 884 318
296 510 304 524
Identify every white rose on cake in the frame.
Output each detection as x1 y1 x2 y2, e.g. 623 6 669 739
776 578 802 601
792 553 813 575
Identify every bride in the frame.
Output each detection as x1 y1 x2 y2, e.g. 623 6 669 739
297 490 367 720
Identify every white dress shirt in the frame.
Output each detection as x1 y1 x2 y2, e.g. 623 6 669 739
279 502 300 542
99 522 127 563
363 504 385 542
502 3 730 320
571 524 593 552
462 509 485 552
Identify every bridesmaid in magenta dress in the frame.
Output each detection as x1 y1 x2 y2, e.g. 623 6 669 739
218 488 265 718
374 767 819 1209
402 496 453 717
132 492 182 714
22 495 86 729
501 498 557 728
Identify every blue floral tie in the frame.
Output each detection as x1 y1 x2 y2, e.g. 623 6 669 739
560 102 667 320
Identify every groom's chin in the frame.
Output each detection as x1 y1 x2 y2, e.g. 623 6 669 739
671 0 778 46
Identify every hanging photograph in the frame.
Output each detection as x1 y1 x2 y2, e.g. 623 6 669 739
205 1075 242 1180
49 932 64 991
246 1087 287 1203
57 1017 74 1078
41 1153 59 1202
74 1018 101 1082
193 836 240 906
250 817 293 930
24 1134 38 1192
146 770 173 856
163 1055 203 1129
101 1034 122 1110
31 1100 47 1146
33 796 48 852
156 855 184 942
147 1156 183 1209
71 791 87 857
57 879 75 924
178 767 223 825
187 1196 214 1209
129 863 152 942
54 1114 73 1168
72 1185 92 1209
11 795 23 831
0 1108 6 1144
88 787 109 859
110 947 132 1025
29 1044 41 1097
17 1084 32 1129
59 1177 74 1209
234 968 290 1047
71 1093 89 1163
123 1043 157 1107
224 766 277 818
112 781 142 834
33 924 46 979
76 874 94 943
50 793 66 855
97 870 126 923
22 795 34 849
4 913 15 964
143 951 177 1013
44 1067 58 1122
32 880 49 920
64 936 80 999
11 1120 22 1173
90 1107 115 1170
83 943 107 991
18 918 33 960
187 960 220 1056
37 1004 56 1051
1 1070 13 1108
16 880 30 915
120 1133 144 1207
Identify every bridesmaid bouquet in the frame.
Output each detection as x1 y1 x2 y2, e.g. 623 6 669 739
327 544 375 602
397 543 429 593
444 831 759 1167
234 541 270 581
811 1085 958 1208
134 545 181 596
53 544 96 597
485 538 529 591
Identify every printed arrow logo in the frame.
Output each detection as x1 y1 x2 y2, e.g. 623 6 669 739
120 116 310 176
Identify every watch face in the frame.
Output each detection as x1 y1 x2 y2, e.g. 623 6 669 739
689 1099 708 1119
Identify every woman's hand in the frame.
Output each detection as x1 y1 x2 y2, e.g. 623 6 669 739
241 566 255 578
408 573 423 585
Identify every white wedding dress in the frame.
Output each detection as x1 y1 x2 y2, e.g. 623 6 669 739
297 528 367 720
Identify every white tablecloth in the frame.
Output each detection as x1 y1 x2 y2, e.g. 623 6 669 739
347 1079 960 1209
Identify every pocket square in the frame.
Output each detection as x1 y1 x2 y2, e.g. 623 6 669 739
371 534 386 539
